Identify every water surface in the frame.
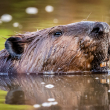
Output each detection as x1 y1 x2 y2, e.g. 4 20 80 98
0 73 110 110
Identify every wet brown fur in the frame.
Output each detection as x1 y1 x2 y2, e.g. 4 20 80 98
0 21 110 73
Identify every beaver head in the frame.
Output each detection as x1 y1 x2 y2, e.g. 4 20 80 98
0 21 110 73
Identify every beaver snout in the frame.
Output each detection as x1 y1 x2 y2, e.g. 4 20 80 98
91 23 109 39
92 24 104 34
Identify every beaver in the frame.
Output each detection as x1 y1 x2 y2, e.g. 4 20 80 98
0 21 110 73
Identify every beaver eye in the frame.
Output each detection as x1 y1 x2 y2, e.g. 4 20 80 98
54 31 62 37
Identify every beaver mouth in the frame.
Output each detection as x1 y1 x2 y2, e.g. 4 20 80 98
80 40 109 72
79 22 110 72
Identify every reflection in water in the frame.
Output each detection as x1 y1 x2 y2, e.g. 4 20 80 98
48 98 55 101
0 73 109 110
33 104 41 108
45 84 54 89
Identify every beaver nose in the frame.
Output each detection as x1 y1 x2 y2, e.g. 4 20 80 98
92 24 103 34
91 23 109 38
92 23 109 34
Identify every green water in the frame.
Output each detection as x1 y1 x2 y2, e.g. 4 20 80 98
0 90 32 110
0 0 110 110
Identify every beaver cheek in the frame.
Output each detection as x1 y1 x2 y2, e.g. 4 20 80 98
79 36 93 49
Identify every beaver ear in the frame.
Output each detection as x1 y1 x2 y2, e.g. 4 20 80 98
5 37 24 59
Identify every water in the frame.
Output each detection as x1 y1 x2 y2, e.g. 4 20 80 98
0 0 110 109
0 73 110 110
